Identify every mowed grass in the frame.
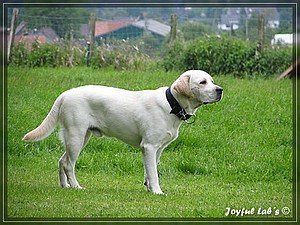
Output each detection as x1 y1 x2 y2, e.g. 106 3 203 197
6 67 293 220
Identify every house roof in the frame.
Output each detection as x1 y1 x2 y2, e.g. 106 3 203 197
14 21 59 45
95 20 134 36
81 19 170 39
252 8 280 21
220 8 240 26
36 27 59 43
15 21 26 35
14 35 47 50
132 19 170 36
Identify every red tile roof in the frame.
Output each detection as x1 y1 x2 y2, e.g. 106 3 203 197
94 20 134 36
14 35 47 50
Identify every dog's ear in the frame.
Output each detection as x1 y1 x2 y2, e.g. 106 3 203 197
173 75 192 98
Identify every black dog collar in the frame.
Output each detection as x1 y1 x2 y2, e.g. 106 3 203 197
165 87 193 121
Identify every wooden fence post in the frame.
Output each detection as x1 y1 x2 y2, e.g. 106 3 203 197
257 14 265 53
89 12 96 57
8 8 19 63
68 29 74 67
170 14 177 43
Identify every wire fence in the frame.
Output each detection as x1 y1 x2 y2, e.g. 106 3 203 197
7 8 294 72
5 7 294 76
7 7 294 58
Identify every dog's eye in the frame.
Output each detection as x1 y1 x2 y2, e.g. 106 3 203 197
200 80 207 85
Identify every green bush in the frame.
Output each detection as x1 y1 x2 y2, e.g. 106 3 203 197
254 47 292 76
9 43 29 66
162 35 292 78
160 40 186 72
10 39 149 70
10 35 292 78
28 42 60 67
9 39 86 67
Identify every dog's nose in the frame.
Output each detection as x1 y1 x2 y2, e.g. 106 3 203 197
216 87 223 93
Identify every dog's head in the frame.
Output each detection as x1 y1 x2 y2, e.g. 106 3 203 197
172 70 223 104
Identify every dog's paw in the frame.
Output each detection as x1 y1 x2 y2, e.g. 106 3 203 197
144 179 166 195
73 184 85 190
153 190 166 196
60 183 71 188
149 187 165 195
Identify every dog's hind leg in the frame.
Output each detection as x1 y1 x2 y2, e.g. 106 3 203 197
58 152 69 188
58 128 90 189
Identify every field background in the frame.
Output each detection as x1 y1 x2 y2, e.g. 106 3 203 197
6 67 293 220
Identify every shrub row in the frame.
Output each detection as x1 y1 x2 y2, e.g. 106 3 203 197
9 39 150 70
9 40 85 67
10 36 292 78
162 35 292 78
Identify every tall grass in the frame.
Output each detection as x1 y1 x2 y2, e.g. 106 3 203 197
6 67 293 219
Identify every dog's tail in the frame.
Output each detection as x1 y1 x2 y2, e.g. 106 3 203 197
22 95 63 142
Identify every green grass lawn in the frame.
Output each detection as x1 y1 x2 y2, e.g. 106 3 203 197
6 67 294 220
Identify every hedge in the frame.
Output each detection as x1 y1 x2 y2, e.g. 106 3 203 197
162 35 292 78
9 36 292 78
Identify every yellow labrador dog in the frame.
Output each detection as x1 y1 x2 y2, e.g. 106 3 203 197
23 70 223 195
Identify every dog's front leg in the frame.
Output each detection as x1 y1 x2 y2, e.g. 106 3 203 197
142 144 164 195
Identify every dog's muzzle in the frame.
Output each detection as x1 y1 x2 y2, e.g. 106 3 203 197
216 87 223 101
